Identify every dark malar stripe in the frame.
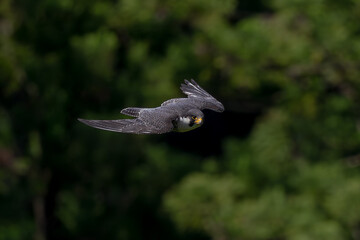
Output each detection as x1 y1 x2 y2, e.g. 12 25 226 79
189 119 195 127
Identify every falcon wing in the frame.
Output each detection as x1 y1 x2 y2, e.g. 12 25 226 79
78 118 172 134
180 79 224 112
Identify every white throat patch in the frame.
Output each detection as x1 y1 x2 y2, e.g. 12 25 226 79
175 117 200 132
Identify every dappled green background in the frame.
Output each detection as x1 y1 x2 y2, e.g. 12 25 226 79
1 0 360 239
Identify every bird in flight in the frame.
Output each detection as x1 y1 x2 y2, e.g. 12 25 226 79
78 79 224 134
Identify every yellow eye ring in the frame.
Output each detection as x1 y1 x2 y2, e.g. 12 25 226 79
192 116 196 120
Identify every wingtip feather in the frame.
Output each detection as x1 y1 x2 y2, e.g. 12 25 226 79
190 79 197 85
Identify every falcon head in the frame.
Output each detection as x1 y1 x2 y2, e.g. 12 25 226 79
173 109 204 132
187 109 204 126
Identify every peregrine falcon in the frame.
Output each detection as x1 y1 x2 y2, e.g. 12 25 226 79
78 79 224 134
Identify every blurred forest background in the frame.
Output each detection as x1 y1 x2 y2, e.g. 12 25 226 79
1 0 360 239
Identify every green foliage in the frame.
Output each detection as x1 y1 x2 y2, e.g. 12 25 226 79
165 173 245 236
1 0 360 239
165 145 358 239
71 30 118 80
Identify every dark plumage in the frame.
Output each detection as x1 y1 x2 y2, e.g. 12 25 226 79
78 79 224 134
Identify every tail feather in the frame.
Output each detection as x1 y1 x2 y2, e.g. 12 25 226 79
120 107 144 117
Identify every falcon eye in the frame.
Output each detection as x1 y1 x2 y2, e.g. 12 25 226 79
192 116 196 120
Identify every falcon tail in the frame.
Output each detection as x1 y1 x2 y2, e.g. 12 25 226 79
120 107 145 117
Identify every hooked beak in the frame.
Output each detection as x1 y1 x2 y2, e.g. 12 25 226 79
195 117 203 124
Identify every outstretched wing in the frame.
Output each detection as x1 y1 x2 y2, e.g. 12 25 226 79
180 79 224 112
78 118 172 134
